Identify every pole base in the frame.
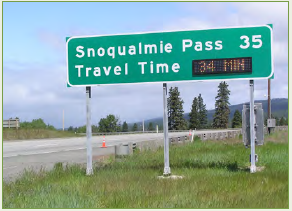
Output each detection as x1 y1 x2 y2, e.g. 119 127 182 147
250 165 256 173
86 168 93 175
163 167 171 176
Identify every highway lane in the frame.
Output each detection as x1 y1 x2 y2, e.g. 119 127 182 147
3 129 239 181
4 132 189 157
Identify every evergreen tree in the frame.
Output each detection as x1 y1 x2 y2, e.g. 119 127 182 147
279 117 286 126
148 122 154 131
189 97 200 129
232 110 242 128
198 94 208 129
275 116 279 126
116 122 122 132
132 123 138 131
122 121 128 132
213 81 231 128
167 87 187 130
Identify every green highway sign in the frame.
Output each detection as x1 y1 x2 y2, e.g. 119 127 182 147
66 25 273 86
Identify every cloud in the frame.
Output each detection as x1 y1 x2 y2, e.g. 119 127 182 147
163 18 213 31
162 1 288 102
3 2 288 128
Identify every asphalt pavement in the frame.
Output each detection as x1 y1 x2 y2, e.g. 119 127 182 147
3 129 238 181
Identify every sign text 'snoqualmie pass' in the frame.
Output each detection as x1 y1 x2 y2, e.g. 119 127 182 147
66 25 273 86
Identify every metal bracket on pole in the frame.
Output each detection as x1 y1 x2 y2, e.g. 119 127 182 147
163 83 171 176
86 86 93 175
249 80 256 173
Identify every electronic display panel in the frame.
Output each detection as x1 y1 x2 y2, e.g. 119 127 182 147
192 57 252 75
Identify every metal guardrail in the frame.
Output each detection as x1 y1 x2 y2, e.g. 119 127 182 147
77 128 242 136
3 119 20 129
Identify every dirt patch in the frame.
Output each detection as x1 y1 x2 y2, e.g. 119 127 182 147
157 175 184 180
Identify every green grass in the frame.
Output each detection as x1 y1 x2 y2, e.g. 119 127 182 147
3 131 288 208
3 128 82 141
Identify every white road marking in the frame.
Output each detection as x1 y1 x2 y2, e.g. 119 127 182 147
3 166 17 170
4 147 88 158
35 143 58 147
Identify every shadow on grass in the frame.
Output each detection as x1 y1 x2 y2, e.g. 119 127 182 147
160 160 242 172
177 160 240 172
104 158 245 172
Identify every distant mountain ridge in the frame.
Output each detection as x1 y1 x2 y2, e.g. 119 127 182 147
132 98 288 128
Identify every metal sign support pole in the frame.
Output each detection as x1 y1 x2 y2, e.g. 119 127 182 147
86 86 93 175
249 80 256 173
268 79 271 134
163 83 171 176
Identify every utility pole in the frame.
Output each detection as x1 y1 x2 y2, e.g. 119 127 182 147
62 110 64 131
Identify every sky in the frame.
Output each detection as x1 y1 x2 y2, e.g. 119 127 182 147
3 2 288 129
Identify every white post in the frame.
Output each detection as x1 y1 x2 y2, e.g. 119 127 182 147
163 83 171 176
142 119 144 133
156 125 158 133
86 86 93 175
250 80 256 173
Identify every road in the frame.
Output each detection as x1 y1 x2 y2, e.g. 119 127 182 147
3 129 238 181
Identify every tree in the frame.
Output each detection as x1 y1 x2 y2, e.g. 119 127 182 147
275 116 280 126
198 94 208 129
20 118 48 129
213 82 231 128
68 126 74 131
122 121 128 132
98 114 119 132
47 124 56 130
189 97 200 129
92 125 99 133
76 125 86 133
116 122 122 132
31 118 47 129
148 122 154 131
279 117 286 126
167 87 187 130
132 123 138 131
232 110 242 128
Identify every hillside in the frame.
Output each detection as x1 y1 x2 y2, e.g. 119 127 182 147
134 98 288 128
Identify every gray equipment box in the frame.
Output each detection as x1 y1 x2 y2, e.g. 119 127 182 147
267 119 276 128
242 103 264 146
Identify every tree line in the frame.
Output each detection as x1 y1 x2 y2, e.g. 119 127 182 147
4 118 56 130
67 115 157 133
167 81 236 130
8 81 287 132
70 81 236 132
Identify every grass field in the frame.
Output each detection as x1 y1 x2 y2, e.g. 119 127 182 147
3 131 288 208
3 128 82 141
